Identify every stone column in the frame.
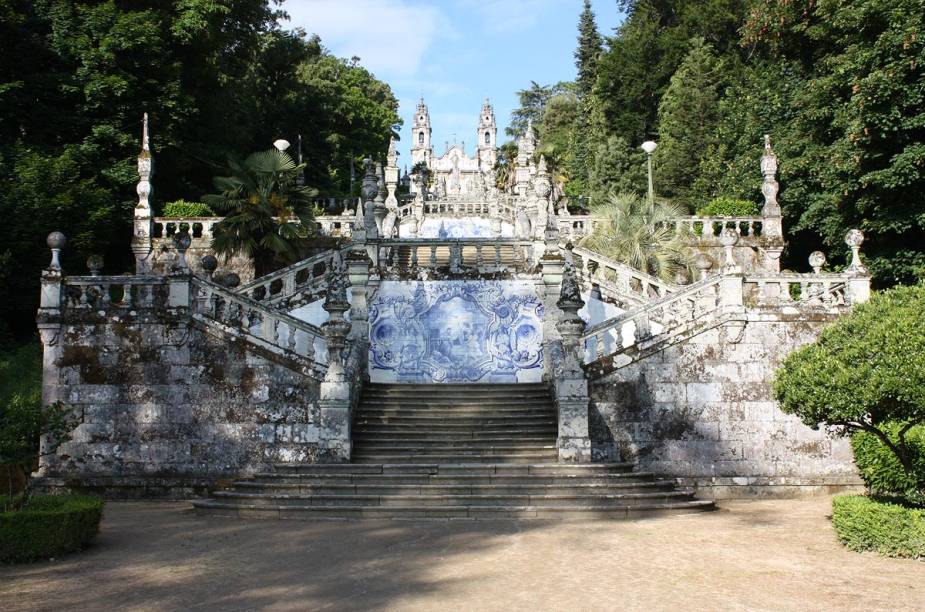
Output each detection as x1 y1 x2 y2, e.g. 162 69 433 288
760 135 784 272
35 232 67 476
554 260 592 463
319 252 354 462
132 113 154 273
844 229 871 305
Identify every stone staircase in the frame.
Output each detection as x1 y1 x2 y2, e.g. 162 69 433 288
193 383 714 520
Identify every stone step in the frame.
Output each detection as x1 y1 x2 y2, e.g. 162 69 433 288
352 438 555 448
209 490 695 508
349 454 559 464
353 427 558 438
354 445 556 454
230 480 679 496
357 402 554 411
192 499 716 520
270 463 637 475
249 474 657 486
355 415 556 425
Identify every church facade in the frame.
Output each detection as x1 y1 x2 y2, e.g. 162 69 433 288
409 98 498 197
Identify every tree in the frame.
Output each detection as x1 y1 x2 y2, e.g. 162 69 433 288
575 0 603 100
587 135 647 203
653 38 724 207
774 284 925 498
205 149 318 275
507 81 572 138
580 192 692 281
538 93 580 183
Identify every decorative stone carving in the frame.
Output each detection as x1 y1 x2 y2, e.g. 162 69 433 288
694 252 714 280
720 228 739 269
322 252 352 381
132 113 154 273
808 251 826 274
46 231 66 271
845 229 867 274
86 255 103 276
760 134 781 218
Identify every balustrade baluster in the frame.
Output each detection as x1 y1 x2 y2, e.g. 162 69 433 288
100 283 111 308
391 246 400 269
429 245 437 267
122 283 133 308
475 245 483 266
494 246 502 267
411 247 418 268
287 326 296 351
596 332 606 360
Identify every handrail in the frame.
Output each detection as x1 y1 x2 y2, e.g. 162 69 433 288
569 245 676 304
235 247 345 306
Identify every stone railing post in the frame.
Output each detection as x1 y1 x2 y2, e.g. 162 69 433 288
844 229 871 305
132 113 154 273
760 135 784 272
167 230 192 308
35 232 67 476
347 249 371 341
719 228 744 310
319 252 354 462
539 244 564 383
554 259 592 463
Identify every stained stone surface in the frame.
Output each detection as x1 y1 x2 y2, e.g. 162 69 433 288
589 313 863 496
369 280 544 384
414 217 514 238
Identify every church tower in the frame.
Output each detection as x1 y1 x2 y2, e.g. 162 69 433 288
476 98 497 171
410 98 433 168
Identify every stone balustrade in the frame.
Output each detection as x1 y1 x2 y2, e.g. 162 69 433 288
309 196 361 214
315 215 355 238
373 238 536 274
744 273 850 307
236 249 345 306
581 274 725 366
674 215 766 240
191 277 328 375
153 217 221 242
570 245 675 306
62 275 169 310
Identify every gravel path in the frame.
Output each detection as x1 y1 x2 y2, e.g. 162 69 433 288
1 495 921 611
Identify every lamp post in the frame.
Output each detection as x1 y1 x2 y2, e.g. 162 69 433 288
641 140 657 204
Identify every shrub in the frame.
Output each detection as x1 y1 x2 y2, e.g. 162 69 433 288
695 197 759 217
852 423 925 501
161 200 215 217
832 495 925 559
0 494 103 563
775 284 925 497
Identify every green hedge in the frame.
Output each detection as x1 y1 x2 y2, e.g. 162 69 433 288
161 199 215 217
0 494 103 563
832 495 925 559
851 423 925 498
695 197 760 217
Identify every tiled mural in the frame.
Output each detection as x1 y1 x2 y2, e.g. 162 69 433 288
369 280 544 383
412 217 514 239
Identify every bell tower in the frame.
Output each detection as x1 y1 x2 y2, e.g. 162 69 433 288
477 98 497 171
410 98 433 167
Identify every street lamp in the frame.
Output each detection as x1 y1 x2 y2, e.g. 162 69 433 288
641 140 657 203
273 139 291 152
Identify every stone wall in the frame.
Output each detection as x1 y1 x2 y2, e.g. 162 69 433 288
588 311 863 498
39 315 325 497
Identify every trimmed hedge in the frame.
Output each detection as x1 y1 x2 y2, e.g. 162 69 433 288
695 196 760 217
851 423 925 498
0 495 103 563
162 199 215 217
832 495 925 559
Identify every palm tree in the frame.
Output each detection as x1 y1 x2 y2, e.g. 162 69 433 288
581 191 693 282
204 149 318 275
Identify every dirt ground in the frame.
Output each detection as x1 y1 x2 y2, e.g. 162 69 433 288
1 495 922 611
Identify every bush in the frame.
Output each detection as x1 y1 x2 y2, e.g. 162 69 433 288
852 423 925 500
695 197 759 217
161 200 215 217
0 494 103 563
775 284 925 496
832 495 925 559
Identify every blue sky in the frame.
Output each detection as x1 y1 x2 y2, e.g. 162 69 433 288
283 0 624 168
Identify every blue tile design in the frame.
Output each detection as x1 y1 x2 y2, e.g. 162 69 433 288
369 281 544 383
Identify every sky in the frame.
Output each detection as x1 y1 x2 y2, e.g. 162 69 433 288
282 0 624 168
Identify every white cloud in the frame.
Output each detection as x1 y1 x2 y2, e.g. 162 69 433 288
453 0 562 33
282 0 448 80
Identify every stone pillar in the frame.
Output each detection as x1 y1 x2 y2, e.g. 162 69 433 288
319 252 354 462
554 259 592 463
132 113 154 273
373 161 388 235
844 229 871 305
760 135 784 272
347 249 371 341
35 232 67 476
719 228 745 311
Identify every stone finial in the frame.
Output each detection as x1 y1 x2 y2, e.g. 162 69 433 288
845 229 867 274
173 230 192 272
322 251 352 381
200 254 218 279
87 255 104 276
694 252 714 280
720 227 739 269
808 251 826 274
360 158 378 203
557 260 585 314
386 136 397 167
760 134 781 217
375 162 386 203
46 231 66 271
137 113 153 211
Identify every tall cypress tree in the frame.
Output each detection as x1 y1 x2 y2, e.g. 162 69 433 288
569 0 604 194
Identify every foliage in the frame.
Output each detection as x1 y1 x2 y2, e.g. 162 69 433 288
507 81 573 138
852 424 925 503
574 0 603 100
696 197 759 217
654 38 724 206
0 2 399 338
493 141 519 193
581 192 693 281
537 94 579 183
205 149 318 275
774 284 925 496
831 495 925 559
587 136 647 204
161 200 215 218
0 494 103 563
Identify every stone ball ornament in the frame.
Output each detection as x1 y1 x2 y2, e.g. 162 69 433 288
174 230 192 251
719 227 739 247
47 231 67 250
222 272 241 288
86 254 104 275
808 251 826 274
200 254 218 274
845 228 865 247
694 252 714 271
